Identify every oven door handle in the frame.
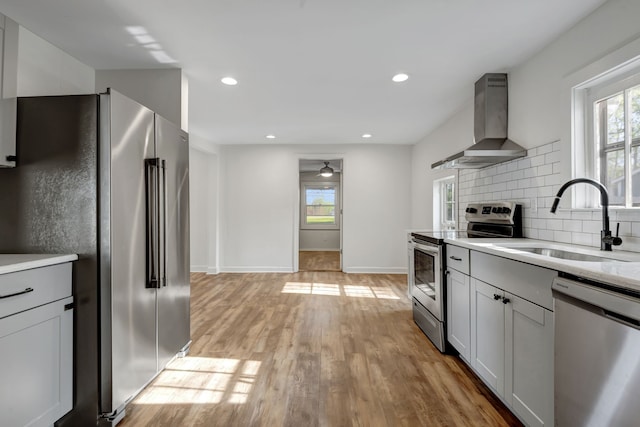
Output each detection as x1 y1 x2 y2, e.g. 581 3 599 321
412 241 440 254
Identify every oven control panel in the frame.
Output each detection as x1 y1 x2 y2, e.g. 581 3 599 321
465 201 520 224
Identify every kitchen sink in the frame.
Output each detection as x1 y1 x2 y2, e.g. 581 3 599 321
515 247 627 262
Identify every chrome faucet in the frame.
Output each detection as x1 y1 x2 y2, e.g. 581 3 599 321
550 178 622 251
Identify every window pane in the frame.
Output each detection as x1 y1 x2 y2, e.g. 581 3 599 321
605 149 625 205
632 85 640 141
445 202 454 222
305 187 336 224
632 146 640 206
604 94 625 145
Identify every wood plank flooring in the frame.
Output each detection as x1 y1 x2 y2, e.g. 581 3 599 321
119 272 522 427
299 251 341 271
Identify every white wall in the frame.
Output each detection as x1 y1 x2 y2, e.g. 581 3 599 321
16 26 94 95
412 0 640 249
410 103 473 229
219 144 411 273
96 69 186 128
189 136 218 273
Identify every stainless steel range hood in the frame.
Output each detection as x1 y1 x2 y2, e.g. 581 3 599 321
431 73 526 169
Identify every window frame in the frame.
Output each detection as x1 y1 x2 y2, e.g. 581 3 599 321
434 175 456 230
300 181 340 230
566 38 640 209
586 72 640 207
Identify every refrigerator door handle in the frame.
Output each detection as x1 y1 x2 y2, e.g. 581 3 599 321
145 158 161 288
161 159 167 287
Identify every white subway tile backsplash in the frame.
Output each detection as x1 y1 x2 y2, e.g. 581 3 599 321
457 140 640 252
554 231 572 244
537 164 553 176
562 219 582 232
537 143 553 155
547 219 564 231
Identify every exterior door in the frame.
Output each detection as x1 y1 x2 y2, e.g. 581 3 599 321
155 114 191 370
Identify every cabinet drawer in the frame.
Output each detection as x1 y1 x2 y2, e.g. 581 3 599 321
0 263 72 319
446 245 469 275
470 251 556 311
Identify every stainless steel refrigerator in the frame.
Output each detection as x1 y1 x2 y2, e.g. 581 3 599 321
0 89 190 426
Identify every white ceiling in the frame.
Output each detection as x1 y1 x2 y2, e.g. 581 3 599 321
0 0 607 147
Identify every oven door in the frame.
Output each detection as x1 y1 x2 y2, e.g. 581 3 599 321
410 240 443 321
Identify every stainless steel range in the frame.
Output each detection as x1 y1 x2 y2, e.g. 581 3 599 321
408 201 522 352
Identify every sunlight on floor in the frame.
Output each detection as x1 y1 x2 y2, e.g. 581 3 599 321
282 282 400 299
135 357 261 405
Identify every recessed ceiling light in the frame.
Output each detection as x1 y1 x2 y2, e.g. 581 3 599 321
266 134 276 139
221 77 238 86
392 73 409 83
362 133 372 138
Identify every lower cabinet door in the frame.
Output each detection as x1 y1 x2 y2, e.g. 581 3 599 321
0 297 73 427
446 269 470 361
505 293 554 427
470 278 505 396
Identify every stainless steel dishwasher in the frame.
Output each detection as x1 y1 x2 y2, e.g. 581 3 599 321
552 276 640 427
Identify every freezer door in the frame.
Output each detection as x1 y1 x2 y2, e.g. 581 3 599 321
99 90 157 416
155 114 191 370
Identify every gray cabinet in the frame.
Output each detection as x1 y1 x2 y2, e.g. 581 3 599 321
505 291 553 427
470 278 505 394
445 244 470 361
0 262 73 427
469 251 555 427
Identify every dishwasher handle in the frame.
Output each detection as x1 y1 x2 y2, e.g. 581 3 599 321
552 277 640 327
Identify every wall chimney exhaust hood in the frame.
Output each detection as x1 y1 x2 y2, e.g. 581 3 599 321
431 73 526 169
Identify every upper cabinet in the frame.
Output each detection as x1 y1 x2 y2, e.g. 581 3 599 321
0 14 18 168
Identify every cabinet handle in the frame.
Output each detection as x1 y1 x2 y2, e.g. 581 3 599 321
502 297 511 304
450 256 462 261
493 293 501 300
0 287 34 299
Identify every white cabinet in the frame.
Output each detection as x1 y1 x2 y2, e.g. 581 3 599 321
470 273 554 427
0 262 73 427
446 267 471 361
505 291 553 427
470 278 505 394
446 244 470 361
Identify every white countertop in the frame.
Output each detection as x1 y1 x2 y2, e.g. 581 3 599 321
444 237 640 293
0 254 79 275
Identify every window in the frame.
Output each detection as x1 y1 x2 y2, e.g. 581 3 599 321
434 176 455 230
440 178 456 229
593 82 640 206
301 183 339 229
567 37 640 209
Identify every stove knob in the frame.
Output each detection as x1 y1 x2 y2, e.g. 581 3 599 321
496 207 504 214
503 207 512 214
492 207 498 213
466 207 477 214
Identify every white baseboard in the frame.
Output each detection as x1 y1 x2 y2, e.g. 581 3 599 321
220 266 294 273
342 267 407 274
190 265 209 273
299 249 340 252
191 265 220 275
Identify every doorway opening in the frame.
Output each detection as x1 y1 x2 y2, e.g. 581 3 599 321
298 158 343 272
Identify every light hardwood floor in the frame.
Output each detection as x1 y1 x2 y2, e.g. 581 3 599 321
119 272 521 427
299 251 341 272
